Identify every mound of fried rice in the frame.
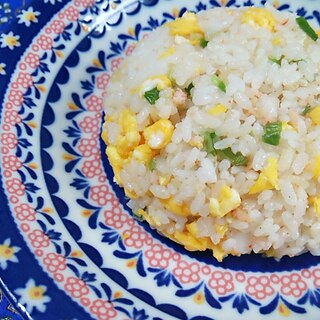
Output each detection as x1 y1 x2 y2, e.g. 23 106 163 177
102 6 320 261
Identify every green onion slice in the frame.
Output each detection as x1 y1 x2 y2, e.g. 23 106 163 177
148 158 156 171
268 54 285 66
211 74 226 93
296 17 318 41
203 131 248 166
217 148 248 166
203 131 219 156
144 87 160 105
262 121 282 146
185 82 194 96
301 105 311 115
200 38 209 48
289 59 304 64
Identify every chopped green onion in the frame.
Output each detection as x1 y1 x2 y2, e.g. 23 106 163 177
301 105 312 115
203 131 219 155
296 16 318 41
185 82 194 96
200 38 209 48
268 54 285 66
217 148 248 166
148 158 156 171
262 121 282 146
203 131 248 166
211 74 226 93
289 59 304 64
144 87 160 105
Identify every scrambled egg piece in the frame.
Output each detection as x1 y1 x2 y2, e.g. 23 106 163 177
272 36 282 45
106 146 124 184
214 224 228 237
143 119 174 149
242 8 276 32
189 135 204 149
116 109 141 157
187 220 228 240
159 175 171 186
132 144 155 164
160 197 191 217
159 46 176 59
312 155 320 180
171 230 208 251
249 157 279 194
135 208 160 227
186 220 199 237
166 12 204 37
208 104 228 116
282 121 295 131
309 105 320 125
139 75 172 95
137 209 227 261
169 229 226 261
309 197 320 218
101 129 109 145
124 188 138 199
209 185 241 218
104 109 141 184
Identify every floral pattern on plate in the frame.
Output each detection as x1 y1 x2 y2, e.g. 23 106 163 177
0 0 320 319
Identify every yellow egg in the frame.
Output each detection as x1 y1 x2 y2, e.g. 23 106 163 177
106 146 124 184
272 36 282 45
208 104 228 116
135 209 159 227
212 247 226 262
139 75 172 95
249 157 279 194
242 8 276 32
171 230 208 251
281 122 295 131
124 187 138 199
166 12 204 37
159 46 176 59
309 105 320 125
165 227 226 261
143 119 174 149
189 135 204 149
309 196 320 217
133 144 155 163
101 129 109 145
186 221 198 237
116 109 141 157
209 185 241 218
160 197 191 217
159 175 171 186
214 224 228 237
312 155 320 180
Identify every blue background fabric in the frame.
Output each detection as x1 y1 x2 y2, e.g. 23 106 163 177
0 1 26 32
0 287 22 320
1 2 27 318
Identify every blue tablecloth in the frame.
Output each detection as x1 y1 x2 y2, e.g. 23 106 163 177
0 287 22 320
0 1 26 32
1 2 29 318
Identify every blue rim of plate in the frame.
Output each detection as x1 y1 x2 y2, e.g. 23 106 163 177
0 0 320 319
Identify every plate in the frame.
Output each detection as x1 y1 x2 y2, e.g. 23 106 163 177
0 0 320 319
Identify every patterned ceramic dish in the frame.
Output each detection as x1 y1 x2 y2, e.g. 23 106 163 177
0 0 320 319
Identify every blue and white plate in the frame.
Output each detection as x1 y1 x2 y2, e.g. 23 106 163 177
0 0 320 319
